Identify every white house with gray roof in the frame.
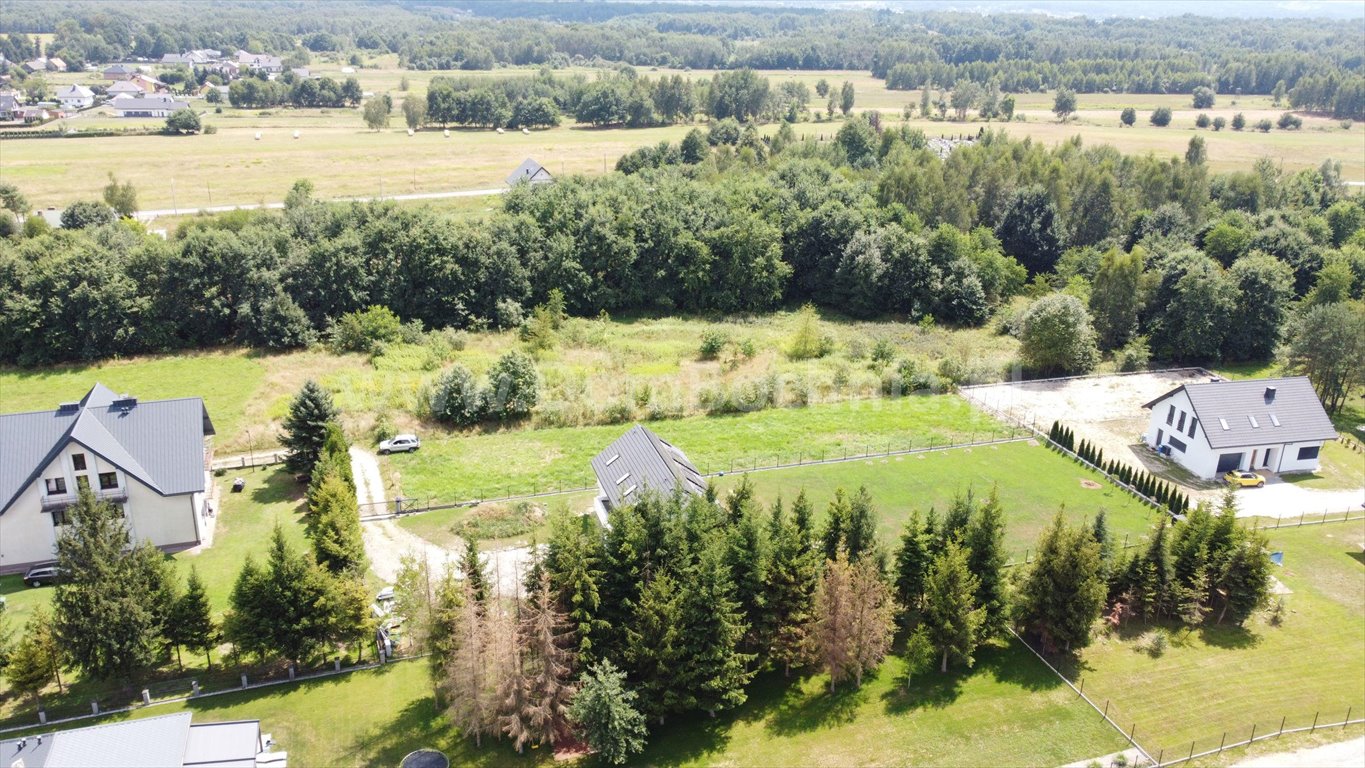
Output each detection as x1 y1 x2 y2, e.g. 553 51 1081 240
0 711 284 767
0 384 215 574
590 425 705 523
1142 376 1338 480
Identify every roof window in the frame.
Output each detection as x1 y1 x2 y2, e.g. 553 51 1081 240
604 453 620 466
1268 414 1280 427
1219 418 1230 430
1248 415 1260 428
615 472 630 485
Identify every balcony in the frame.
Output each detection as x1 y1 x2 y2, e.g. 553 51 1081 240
41 488 129 511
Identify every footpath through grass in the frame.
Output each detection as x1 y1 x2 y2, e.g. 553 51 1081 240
713 440 1165 563
1063 520 1365 762
386 394 1007 502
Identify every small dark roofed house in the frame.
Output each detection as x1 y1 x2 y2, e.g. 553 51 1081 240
590 425 705 523
1142 375 1338 480
0 711 285 767
507 157 554 186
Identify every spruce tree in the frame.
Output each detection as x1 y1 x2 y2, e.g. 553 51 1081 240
308 421 354 496
1015 511 1106 653
461 537 489 609
569 661 648 765
624 572 686 723
169 567 219 669
1092 509 1115 578
765 500 818 676
791 490 815 557
923 541 985 673
545 513 608 669
426 570 463 695
675 536 755 716
941 490 975 545
726 501 769 654
843 486 879 562
821 489 850 563
224 526 342 664
308 472 367 575
5 607 62 708
445 578 498 747
964 486 1008 637
281 379 341 475
894 510 931 621
508 571 576 750
53 489 175 683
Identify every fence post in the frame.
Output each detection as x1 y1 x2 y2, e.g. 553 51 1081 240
1250 723 1256 743
192 680 200 696
1103 700 1110 720
1189 741 1195 761
1345 706 1352 728
1155 748 1162 767
38 708 46 725
335 658 342 672
288 663 296 681
91 701 100 715
1129 722 1137 744
1279 716 1285 736
1218 732 1225 753
141 688 151 705
1079 677 1084 694
1310 711 1318 733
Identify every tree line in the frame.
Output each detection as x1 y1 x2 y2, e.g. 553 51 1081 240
1 120 1361 370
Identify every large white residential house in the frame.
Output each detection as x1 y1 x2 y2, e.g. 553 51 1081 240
55 84 95 110
1143 376 1338 480
0 384 216 574
111 94 190 118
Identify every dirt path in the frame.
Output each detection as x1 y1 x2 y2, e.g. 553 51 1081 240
1232 735 1364 768
350 446 536 594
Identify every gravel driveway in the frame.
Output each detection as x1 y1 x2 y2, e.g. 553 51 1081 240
351 446 537 595
1232 735 1364 768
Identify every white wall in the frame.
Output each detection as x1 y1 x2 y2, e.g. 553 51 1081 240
1276 441 1326 474
0 483 59 572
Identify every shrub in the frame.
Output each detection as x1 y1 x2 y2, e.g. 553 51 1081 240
869 337 897 365
1149 106 1172 127
373 412 397 443
483 350 539 420
845 336 868 361
331 305 405 354
699 330 728 360
1139 629 1168 657
599 400 634 425
1212 116 1226 131
1018 293 1100 376
786 304 834 360
1255 118 1273 132
1114 336 1151 372
203 124 218 134
428 365 481 426
458 501 542 541
1276 112 1302 130
1194 113 1210 129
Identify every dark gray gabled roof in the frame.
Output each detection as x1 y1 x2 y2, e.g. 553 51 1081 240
0 383 215 515
506 158 553 186
1144 376 1337 450
591 424 705 509
0 712 264 768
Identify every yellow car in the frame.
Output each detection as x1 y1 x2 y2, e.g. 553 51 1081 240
1224 470 1265 488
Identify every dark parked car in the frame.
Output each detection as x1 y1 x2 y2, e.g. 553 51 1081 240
23 563 62 587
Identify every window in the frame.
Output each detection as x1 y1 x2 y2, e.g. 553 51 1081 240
1177 411 1187 431
1219 418 1230 431
44 477 67 495
1269 414 1281 427
1187 418 1198 438
98 472 118 490
604 454 620 467
51 507 69 526
71 453 87 471
1248 415 1260 428
1296 446 1320 461
1166 405 1175 425
1168 436 1188 453
76 475 90 491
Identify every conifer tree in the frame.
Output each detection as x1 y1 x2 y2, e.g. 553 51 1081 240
308 421 354 497
964 486 1008 637
544 512 608 669
843 486 879 562
225 526 348 664
1092 509 1115 579
461 537 488 609
624 572 685 723
821 488 850 562
5 606 62 708
570 661 648 765
516 571 577 749
446 578 500 747
426 570 463 697
941 490 975 545
281 379 341 475
169 566 219 669
923 541 985 672
308 472 367 575
726 501 769 654
894 510 932 621
1014 511 1106 652
675 536 755 716
765 500 818 676
791 489 815 557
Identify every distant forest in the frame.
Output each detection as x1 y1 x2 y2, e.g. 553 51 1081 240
2 1 1362 115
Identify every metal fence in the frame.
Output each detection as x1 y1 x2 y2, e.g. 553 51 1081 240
211 449 287 471
358 427 1035 521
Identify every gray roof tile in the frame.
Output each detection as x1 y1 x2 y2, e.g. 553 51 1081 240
590 424 704 509
0 384 215 515
1145 376 1337 450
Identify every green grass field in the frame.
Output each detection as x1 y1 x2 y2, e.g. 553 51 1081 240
712 440 1165 563
1060 520 1365 762
384 393 1007 502
7 637 1126 767
8 62 1359 210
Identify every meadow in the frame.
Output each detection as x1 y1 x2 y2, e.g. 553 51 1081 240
6 60 1360 211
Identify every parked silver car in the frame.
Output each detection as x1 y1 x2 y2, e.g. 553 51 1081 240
378 434 420 455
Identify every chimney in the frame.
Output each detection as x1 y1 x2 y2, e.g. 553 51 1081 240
1265 385 1277 402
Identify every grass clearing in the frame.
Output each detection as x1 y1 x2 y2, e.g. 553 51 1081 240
712 440 1164 561
1059 520 1365 762
385 394 1006 502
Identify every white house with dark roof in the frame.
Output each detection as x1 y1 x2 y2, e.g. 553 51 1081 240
507 158 554 186
111 94 189 117
1143 376 1338 480
0 384 215 574
590 424 706 523
0 711 284 767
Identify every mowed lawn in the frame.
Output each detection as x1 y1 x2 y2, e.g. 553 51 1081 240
1065 520 1365 761
712 440 1166 562
19 637 1126 767
385 394 1008 501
